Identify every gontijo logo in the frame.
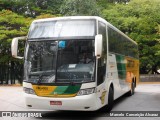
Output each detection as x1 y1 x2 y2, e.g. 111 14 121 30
36 86 48 91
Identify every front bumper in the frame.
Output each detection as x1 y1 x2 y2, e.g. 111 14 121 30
24 93 98 111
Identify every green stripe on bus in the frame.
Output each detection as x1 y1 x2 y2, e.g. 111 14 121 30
52 86 68 94
50 85 81 95
64 85 81 94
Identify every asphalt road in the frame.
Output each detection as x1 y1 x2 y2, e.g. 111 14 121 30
0 84 160 120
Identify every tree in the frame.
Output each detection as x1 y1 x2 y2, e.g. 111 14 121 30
60 0 100 16
0 10 32 63
0 0 64 17
0 10 32 83
102 0 160 74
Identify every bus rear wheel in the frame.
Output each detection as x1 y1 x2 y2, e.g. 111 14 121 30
127 81 135 96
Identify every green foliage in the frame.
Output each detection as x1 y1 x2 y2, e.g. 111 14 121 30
0 0 64 17
102 0 160 73
60 0 100 16
0 10 32 64
0 0 160 74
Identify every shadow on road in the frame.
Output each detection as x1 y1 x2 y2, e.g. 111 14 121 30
39 111 104 120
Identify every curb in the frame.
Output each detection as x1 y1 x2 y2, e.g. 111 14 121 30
138 82 160 84
0 84 22 87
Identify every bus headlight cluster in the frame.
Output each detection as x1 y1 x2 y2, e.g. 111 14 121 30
23 87 36 95
77 88 95 96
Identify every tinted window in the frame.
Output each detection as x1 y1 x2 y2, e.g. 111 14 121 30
108 26 138 59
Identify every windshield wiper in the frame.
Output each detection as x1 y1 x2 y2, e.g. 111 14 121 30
37 74 43 85
29 70 55 84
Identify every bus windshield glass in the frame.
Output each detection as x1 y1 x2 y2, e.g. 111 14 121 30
25 40 95 83
28 20 95 38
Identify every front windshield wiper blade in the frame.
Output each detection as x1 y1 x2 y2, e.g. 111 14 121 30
37 74 43 85
36 72 54 85
29 70 55 84
35 71 49 85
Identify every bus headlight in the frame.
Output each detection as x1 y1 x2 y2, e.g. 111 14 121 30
23 87 35 95
77 88 95 96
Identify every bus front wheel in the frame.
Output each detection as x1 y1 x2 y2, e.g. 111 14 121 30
101 86 114 112
107 87 114 112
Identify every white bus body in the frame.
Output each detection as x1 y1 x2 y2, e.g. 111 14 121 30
11 16 139 111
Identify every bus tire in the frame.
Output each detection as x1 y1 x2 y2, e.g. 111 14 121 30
127 81 135 96
107 87 114 112
101 87 114 112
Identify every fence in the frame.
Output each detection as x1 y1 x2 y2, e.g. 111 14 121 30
140 74 160 82
0 61 23 85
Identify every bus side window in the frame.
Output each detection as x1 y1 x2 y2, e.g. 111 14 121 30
97 21 107 85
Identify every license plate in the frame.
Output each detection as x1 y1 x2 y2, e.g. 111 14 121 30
50 101 62 105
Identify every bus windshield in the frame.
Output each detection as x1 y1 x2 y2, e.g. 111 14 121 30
25 40 95 84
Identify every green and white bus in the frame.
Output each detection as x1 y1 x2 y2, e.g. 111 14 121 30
11 16 139 111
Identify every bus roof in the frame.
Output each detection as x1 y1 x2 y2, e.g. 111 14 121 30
32 16 104 22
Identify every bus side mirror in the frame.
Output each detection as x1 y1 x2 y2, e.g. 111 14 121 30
11 36 26 59
95 34 103 59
